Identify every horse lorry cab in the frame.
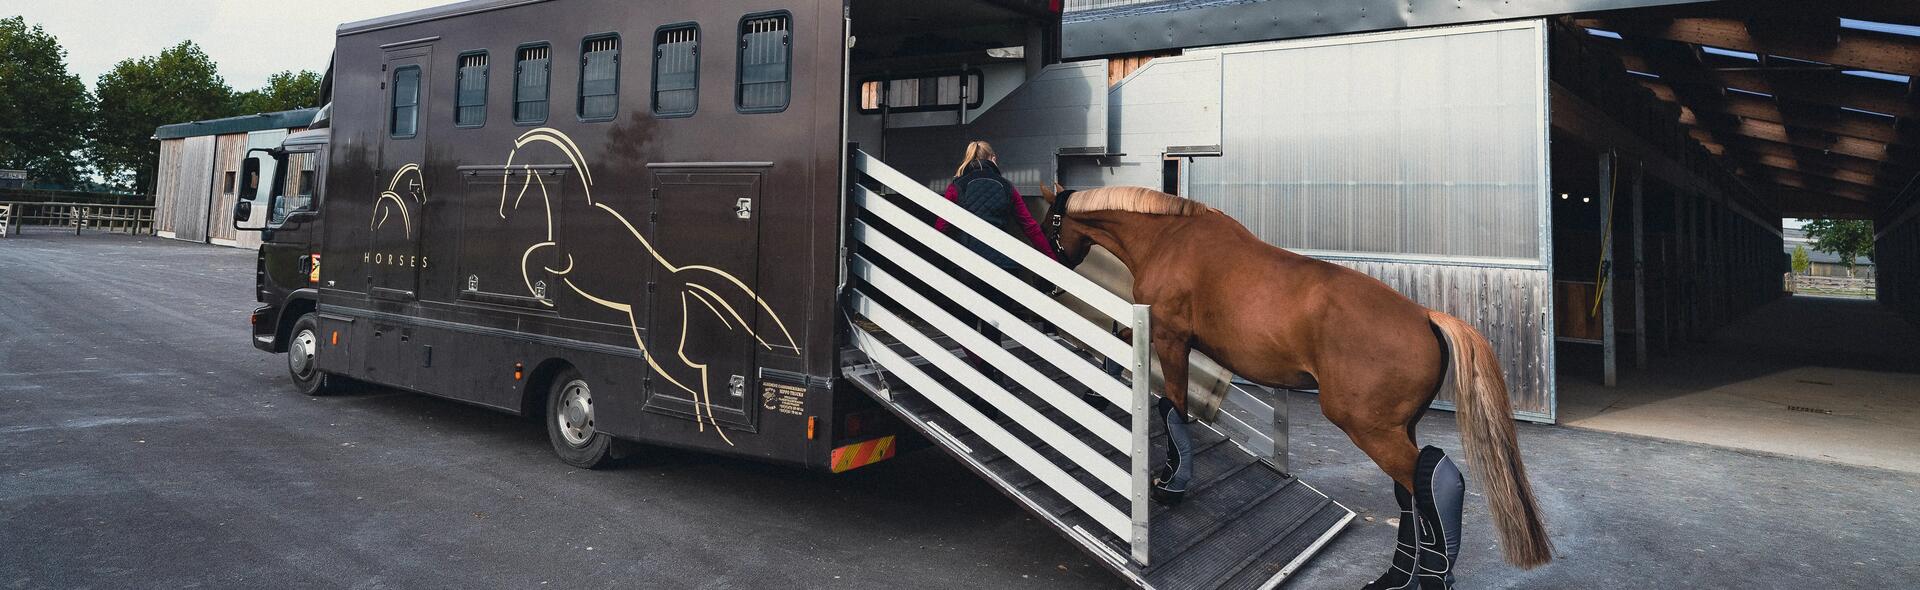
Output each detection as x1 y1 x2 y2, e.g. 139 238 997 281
232 1 1352 587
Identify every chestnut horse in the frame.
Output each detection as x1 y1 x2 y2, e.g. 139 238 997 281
1037 185 1552 587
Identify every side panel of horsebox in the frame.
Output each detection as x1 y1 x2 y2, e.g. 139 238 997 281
314 0 849 467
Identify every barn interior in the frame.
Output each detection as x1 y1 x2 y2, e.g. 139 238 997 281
1545 1 1920 472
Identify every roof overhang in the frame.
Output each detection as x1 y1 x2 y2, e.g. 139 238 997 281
1061 0 1714 59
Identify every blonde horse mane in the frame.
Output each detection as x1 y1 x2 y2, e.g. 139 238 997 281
1066 186 1209 217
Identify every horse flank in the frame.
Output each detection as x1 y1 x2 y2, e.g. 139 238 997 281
1066 186 1211 217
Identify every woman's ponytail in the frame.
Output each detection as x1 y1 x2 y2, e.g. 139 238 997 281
953 140 998 178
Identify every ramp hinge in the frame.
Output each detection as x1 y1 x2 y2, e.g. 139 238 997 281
646 282 657 293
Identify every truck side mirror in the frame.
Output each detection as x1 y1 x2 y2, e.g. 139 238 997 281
233 157 263 230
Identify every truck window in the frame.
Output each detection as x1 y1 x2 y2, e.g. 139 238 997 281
391 66 421 138
272 152 320 224
515 44 552 124
737 13 791 113
456 51 488 127
653 24 699 116
858 71 984 114
579 35 620 120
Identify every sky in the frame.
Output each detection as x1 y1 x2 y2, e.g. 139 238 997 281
10 0 451 91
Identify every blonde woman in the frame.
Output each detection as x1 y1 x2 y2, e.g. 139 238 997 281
935 141 1058 397
936 141 1057 268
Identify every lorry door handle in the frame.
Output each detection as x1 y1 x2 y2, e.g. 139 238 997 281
734 198 752 220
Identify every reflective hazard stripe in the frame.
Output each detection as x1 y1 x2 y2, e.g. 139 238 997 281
830 435 897 473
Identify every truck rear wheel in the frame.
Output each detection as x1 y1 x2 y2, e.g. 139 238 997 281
546 368 615 469
287 313 341 396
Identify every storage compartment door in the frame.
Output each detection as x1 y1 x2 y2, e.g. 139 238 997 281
645 169 767 428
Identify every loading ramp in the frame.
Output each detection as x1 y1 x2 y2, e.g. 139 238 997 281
840 151 1353 589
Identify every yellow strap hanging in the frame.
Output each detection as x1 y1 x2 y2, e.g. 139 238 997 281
1591 153 1619 318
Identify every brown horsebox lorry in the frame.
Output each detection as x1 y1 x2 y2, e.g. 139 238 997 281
233 1 1352 586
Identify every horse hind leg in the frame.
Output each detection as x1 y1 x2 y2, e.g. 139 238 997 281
1330 408 1430 590
1327 377 1463 589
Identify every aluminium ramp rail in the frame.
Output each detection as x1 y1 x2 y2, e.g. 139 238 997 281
840 150 1353 589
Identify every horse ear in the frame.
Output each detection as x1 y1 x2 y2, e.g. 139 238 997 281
1039 181 1060 205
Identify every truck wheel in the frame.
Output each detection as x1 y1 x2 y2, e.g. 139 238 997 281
288 313 341 396
546 369 615 469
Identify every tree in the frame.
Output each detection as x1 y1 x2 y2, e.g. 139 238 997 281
1790 244 1810 275
233 70 323 114
0 17 94 186
1802 219 1875 276
91 41 236 193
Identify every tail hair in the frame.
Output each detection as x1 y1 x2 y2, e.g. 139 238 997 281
1429 310 1555 568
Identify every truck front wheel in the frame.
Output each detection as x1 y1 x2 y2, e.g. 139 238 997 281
287 313 341 396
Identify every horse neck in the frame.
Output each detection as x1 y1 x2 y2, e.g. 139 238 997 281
1078 211 1176 272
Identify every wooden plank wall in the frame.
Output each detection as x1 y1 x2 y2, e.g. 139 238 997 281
1333 260 1558 422
1107 52 1177 86
206 133 249 244
153 139 183 235
168 136 217 243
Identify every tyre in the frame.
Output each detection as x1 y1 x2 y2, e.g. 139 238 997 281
545 368 615 469
287 313 342 396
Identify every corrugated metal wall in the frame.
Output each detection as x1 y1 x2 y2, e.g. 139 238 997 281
1190 24 1545 262
1184 22 1557 419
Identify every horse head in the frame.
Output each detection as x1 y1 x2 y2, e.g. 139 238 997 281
371 164 427 239
1039 181 1095 268
497 128 602 302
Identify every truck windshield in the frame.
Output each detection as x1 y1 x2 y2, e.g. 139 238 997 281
273 151 320 224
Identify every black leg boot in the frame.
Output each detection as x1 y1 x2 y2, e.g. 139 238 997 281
1151 397 1192 506
1413 446 1466 589
1361 484 1419 590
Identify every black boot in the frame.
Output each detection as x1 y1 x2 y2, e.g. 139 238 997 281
1151 398 1192 506
1412 446 1466 589
1361 485 1418 590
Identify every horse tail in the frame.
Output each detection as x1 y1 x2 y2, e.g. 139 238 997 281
1428 310 1554 569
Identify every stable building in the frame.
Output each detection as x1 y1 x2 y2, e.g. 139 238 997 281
1023 0 1920 471
153 108 319 248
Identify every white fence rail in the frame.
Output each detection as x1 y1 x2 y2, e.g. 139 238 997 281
845 150 1156 565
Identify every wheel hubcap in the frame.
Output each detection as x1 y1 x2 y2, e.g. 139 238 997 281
289 329 317 379
556 380 595 447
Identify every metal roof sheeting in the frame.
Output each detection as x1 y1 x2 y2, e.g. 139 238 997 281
153 108 320 140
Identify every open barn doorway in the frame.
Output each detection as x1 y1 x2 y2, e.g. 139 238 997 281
1544 3 1920 472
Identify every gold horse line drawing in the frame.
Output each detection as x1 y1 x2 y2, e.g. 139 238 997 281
497 128 800 446
372 163 425 237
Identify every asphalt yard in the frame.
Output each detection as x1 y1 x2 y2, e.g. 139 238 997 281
2 232 1915 589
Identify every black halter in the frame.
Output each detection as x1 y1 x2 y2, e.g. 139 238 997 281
1043 189 1078 268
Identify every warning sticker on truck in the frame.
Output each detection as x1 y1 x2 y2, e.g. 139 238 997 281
764 381 805 416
